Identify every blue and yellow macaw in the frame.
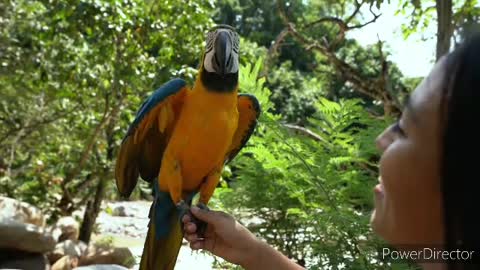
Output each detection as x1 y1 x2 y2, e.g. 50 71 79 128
114 24 260 270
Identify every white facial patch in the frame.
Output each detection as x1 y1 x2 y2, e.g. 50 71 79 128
227 50 239 73
203 28 240 74
203 50 216 72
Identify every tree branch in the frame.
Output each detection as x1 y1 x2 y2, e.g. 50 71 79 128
347 3 381 30
283 124 328 143
59 33 127 214
0 102 81 146
303 17 348 30
345 0 364 25
262 28 290 77
299 0 381 45
285 22 382 101
275 0 400 115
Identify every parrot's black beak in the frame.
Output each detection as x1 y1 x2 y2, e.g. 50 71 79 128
201 25 239 92
212 31 234 76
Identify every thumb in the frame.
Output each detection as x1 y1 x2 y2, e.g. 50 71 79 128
191 206 221 226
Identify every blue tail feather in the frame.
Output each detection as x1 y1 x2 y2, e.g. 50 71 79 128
152 180 197 240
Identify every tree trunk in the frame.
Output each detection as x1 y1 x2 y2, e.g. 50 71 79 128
78 175 107 244
78 105 118 244
436 0 453 61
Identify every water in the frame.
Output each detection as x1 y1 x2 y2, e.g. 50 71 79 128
93 200 215 269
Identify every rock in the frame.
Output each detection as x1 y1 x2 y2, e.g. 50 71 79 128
48 239 87 264
95 207 149 239
111 205 127 217
52 216 80 242
0 196 46 227
74 265 128 270
79 246 135 268
0 218 56 253
51 255 79 270
0 249 50 270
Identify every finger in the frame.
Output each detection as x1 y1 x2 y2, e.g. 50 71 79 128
182 214 191 223
185 233 199 242
184 222 197 234
190 240 205 250
188 236 214 251
191 206 225 226
203 236 216 252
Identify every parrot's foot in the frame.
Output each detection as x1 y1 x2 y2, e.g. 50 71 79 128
192 202 209 238
176 200 191 228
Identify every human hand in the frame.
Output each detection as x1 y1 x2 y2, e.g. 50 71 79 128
181 206 260 267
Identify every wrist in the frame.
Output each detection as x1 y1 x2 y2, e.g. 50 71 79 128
239 238 265 269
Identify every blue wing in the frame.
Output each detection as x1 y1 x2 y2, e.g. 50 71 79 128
115 78 188 198
224 94 261 164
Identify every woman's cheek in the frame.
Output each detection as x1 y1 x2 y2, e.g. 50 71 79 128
379 140 417 201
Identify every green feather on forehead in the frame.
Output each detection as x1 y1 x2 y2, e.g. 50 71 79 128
204 24 240 53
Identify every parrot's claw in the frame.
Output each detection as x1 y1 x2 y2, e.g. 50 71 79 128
196 202 209 211
192 202 209 238
176 200 190 225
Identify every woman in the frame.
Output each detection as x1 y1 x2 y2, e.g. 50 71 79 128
182 33 480 270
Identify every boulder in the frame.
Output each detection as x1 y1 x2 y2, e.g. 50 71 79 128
74 265 129 270
0 249 50 270
52 216 80 242
111 205 127 217
51 255 79 270
48 239 87 264
0 218 55 253
79 246 135 268
0 196 46 227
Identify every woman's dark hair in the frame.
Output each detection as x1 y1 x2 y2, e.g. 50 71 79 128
440 32 480 270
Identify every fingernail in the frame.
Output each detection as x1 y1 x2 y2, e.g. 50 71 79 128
191 206 199 213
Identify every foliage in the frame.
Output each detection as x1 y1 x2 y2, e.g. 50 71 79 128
397 0 480 43
1 0 474 268
0 0 215 220
213 0 313 71
213 58 416 269
267 61 326 125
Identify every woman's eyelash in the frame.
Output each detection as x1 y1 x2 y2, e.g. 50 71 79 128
392 121 406 136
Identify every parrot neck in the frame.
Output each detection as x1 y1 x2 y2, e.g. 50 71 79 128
199 68 238 93
191 76 238 107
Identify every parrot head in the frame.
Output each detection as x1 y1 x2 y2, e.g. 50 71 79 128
200 24 239 92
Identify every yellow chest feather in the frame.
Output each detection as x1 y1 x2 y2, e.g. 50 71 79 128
168 84 238 189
